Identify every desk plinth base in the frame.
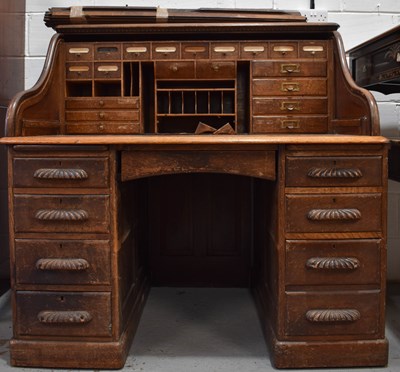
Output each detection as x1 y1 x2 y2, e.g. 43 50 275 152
268 335 388 369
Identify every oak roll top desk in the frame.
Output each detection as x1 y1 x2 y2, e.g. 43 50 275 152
1 7 389 369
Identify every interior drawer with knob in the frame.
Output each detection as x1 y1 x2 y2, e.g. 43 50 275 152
124 43 151 60
65 110 139 122
66 63 92 80
285 193 382 233
15 239 111 286
285 291 381 337
286 156 382 187
94 62 121 79
252 60 327 77
155 61 195 79
66 122 141 134
66 97 139 110
13 157 109 188
15 291 112 338
285 239 381 286
299 41 328 59
94 43 121 60
65 43 93 61
196 61 236 79
14 194 110 234
253 97 327 115
270 42 298 58
152 43 180 59
211 42 239 59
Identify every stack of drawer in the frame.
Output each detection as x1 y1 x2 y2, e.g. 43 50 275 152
11 147 113 340
65 42 141 134
283 145 385 340
252 41 328 133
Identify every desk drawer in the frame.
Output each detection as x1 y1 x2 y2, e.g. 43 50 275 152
13 157 109 188
253 98 328 115
196 61 236 79
66 122 140 134
66 63 92 80
15 291 112 337
65 43 93 61
252 116 327 133
14 194 110 234
155 61 195 79
66 97 139 110
94 43 121 60
15 239 110 286
285 291 381 337
66 110 139 122
252 78 327 96
94 62 121 79
286 156 382 187
285 239 381 286
285 193 382 233
211 43 239 59
252 61 327 77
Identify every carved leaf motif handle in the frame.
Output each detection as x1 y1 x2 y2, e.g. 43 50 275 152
307 167 362 179
38 310 92 324
307 208 361 221
306 309 361 323
36 258 89 271
35 209 89 221
306 257 360 270
34 168 88 180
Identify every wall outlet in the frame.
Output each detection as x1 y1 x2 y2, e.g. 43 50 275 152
300 10 328 22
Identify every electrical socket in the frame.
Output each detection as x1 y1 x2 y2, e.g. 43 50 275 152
300 10 328 23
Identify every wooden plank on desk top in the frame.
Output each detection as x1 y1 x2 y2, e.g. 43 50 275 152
0 135 389 146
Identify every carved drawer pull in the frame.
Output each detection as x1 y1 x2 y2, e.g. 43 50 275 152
307 167 363 179
38 310 92 324
34 168 88 180
35 209 89 221
36 258 90 271
306 309 361 323
306 257 360 270
307 208 361 221
281 63 300 73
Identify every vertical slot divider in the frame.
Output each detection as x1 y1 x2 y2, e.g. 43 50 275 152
195 91 198 114
130 62 134 96
208 91 211 114
168 91 171 114
181 91 184 114
221 91 224 114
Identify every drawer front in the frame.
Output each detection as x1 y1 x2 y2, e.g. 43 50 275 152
252 78 327 96
66 62 92 80
66 110 139 122
14 194 110 234
181 42 209 59
299 41 328 59
285 239 381 286
15 291 112 337
15 239 111 286
66 97 139 109
253 98 328 115
66 122 141 134
94 43 121 60
252 116 328 133
285 193 382 233
65 43 93 61
124 43 151 60
211 43 239 59
152 43 180 59
94 62 121 79
285 291 381 337
155 61 195 79
286 156 382 187
196 61 236 79
240 42 268 59
13 157 109 188
252 61 327 77
270 42 298 58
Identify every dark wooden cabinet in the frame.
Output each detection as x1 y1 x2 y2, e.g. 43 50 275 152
1 7 389 369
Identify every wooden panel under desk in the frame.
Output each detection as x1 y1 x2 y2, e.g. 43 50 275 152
121 150 276 181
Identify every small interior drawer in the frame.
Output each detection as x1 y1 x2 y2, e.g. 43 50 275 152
94 43 121 60
65 110 139 122
270 42 298 58
13 157 109 188
66 63 92 80
252 78 327 96
299 41 328 58
196 61 236 79
252 97 328 115
155 61 195 79
181 42 209 59
252 61 327 77
65 43 93 61
66 122 141 134
210 42 239 59
240 42 268 59
94 62 121 79
252 116 328 133
15 291 112 337
152 43 180 59
66 97 139 109
124 43 151 60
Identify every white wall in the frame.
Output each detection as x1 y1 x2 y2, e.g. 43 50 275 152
24 0 400 280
